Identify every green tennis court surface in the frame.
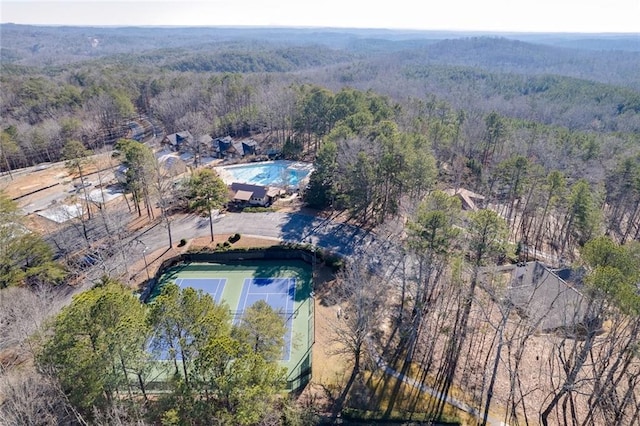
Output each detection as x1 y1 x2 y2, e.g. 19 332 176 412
154 259 313 384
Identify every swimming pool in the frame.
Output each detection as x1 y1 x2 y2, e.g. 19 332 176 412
216 161 314 189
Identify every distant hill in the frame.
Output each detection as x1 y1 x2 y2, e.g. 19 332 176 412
2 24 638 64
384 37 640 90
511 33 640 52
2 24 639 132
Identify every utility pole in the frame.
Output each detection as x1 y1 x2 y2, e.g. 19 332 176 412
136 239 151 280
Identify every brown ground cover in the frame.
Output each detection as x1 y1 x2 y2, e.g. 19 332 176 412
5 157 568 423
1 152 116 198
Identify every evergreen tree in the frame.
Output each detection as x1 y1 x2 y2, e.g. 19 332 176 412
0 192 65 288
38 280 150 416
304 140 337 208
114 138 157 218
184 168 229 242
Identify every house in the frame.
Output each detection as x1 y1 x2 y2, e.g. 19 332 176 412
212 136 260 159
197 135 213 153
115 164 129 184
241 139 259 156
162 131 193 152
266 148 281 160
502 261 586 334
443 187 486 211
230 182 281 207
213 136 234 158
232 141 245 157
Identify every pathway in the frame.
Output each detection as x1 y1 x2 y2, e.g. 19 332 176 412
373 354 508 426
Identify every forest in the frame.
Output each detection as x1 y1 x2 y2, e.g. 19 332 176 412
1 23 640 425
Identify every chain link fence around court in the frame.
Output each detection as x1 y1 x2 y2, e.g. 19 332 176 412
145 249 317 392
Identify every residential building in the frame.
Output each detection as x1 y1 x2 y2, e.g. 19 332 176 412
230 182 281 207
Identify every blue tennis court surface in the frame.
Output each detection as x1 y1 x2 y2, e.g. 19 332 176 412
159 276 297 361
175 278 227 303
154 278 227 360
238 277 296 360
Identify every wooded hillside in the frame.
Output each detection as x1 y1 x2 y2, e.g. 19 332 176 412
1 24 640 425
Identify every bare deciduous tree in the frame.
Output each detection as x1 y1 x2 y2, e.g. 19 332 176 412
0 370 87 426
325 260 388 417
0 285 68 367
176 111 211 168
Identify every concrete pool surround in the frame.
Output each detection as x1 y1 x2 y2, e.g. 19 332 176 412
215 160 314 190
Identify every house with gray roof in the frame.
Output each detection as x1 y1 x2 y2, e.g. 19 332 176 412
241 139 259 156
505 261 586 334
230 182 281 207
212 136 260 159
162 131 193 152
213 136 234 158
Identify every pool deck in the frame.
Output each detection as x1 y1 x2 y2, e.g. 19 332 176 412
215 160 314 188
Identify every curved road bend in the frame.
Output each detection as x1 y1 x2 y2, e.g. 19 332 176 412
135 211 380 259
129 211 507 426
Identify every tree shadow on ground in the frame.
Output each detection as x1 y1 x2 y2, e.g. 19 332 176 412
278 212 374 259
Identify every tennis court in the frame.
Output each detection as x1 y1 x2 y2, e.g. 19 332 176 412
175 277 227 303
237 277 296 359
153 259 314 388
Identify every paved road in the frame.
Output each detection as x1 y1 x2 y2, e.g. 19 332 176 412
134 211 381 259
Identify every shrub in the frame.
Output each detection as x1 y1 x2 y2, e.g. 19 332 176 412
213 242 232 252
178 238 187 247
324 252 344 272
243 206 276 213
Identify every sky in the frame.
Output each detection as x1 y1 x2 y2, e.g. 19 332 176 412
1 0 639 33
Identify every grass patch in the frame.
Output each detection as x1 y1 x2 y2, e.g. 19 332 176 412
356 370 467 425
342 407 461 425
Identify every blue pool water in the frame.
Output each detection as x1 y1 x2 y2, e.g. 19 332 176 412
219 161 313 188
